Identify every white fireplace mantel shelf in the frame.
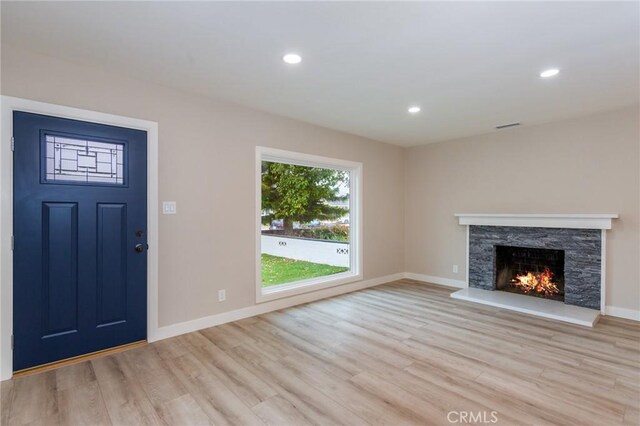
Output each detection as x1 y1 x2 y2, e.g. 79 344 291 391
454 213 618 230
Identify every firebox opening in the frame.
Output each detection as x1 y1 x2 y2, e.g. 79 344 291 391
495 245 565 302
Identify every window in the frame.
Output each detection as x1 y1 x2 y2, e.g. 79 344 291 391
44 134 125 185
256 147 362 302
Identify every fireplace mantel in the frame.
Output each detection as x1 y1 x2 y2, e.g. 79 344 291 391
454 213 618 230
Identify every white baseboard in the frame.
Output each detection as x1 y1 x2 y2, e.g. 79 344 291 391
605 306 640 322
151 272 404 342
403 272 467 289
151 271 639 343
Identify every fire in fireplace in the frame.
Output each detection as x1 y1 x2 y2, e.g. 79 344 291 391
494 245 565 301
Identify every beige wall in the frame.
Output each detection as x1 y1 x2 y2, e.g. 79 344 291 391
2 44 638 323
405 106 640 313
1 44 405 327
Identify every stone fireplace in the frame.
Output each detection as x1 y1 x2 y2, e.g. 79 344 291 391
451 214 618 326
469 225 600 309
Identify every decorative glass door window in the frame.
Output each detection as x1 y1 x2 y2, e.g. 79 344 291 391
44 134 125 185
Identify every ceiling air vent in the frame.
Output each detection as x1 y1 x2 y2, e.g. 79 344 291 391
495 122 521 129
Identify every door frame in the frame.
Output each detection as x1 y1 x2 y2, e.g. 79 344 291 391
0 96 159 380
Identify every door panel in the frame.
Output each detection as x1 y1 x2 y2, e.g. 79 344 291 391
13 111 147 371
96 203 127 326
42 202 79 337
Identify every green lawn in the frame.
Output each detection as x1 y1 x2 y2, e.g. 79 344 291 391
261 254 348 287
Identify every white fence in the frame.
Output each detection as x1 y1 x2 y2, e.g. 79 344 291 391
261 235 350 267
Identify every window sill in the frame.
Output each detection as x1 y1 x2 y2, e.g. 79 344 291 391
256 271 362 303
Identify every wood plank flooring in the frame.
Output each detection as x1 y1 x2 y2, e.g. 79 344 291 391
2 280 639 425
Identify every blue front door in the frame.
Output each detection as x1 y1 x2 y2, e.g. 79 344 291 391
13 112 147 371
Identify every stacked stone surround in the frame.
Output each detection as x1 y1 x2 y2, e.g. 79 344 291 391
468 225 601 310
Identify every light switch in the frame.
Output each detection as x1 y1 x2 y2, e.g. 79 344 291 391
162 201 177 215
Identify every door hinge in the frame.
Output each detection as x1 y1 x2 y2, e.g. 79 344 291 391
11 236 14 251
11 136 15 152
11 335 14 350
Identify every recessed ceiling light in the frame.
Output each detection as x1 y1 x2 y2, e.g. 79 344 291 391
283 53 302 65
408 106 421 114
540 68 560 78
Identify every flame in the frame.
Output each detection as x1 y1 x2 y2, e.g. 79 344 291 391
511 267 560 297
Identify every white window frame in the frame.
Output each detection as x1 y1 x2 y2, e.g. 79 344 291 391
256 147 363 303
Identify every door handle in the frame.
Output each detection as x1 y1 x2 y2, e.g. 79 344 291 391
134 243 145 253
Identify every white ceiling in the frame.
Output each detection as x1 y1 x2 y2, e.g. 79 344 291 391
2 2 639 146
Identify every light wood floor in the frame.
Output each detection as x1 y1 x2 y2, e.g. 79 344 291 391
2 280 639 426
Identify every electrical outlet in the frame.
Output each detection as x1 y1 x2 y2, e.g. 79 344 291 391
453 265 459 274
218 289 226 302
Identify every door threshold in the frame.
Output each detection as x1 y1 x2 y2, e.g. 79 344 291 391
13 340 147 378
